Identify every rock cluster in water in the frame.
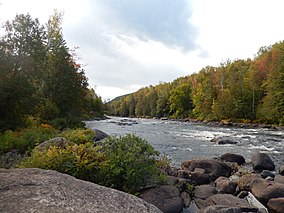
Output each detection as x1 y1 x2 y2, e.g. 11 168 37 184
140 151 284 213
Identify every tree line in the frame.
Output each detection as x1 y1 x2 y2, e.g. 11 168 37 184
107 41 284 125
0 12 104 131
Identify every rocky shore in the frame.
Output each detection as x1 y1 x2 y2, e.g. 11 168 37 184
0 151 283 213
139 151 284 213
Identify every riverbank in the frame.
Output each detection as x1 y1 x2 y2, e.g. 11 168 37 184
140 151 284 213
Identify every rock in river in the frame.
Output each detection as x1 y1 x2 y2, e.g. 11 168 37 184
210 136 240 145
251 152 275 171
220 153 246 165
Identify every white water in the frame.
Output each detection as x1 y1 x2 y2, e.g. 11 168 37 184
85 117 284 168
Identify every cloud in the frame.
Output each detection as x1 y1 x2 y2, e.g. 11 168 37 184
93 0 198 51
61 0 201 99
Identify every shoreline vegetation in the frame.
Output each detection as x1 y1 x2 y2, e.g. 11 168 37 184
106 42 284 127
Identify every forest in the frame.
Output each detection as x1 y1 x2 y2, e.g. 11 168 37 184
0 12 104 131
107 41 284 125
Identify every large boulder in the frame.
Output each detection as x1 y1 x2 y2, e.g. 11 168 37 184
250 178 284 205
214 177 237 194
181 159 232 180
0 168 162 213
267 197 284 213
174 169 210 185
202 194 258 212
220 153 245 165
251 152 275 171
140 185 183 213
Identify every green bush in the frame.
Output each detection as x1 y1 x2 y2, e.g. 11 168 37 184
19 142 107 182
19 134 164 194
0 126 58 154
60 128 95 144
99 134 162 193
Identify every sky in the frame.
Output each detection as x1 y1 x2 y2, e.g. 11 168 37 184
1 0 284 101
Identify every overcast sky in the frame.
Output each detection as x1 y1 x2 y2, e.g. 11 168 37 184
1 0 284 100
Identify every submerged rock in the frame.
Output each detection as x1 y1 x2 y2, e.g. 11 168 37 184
210 136 240 145
0 168 162 213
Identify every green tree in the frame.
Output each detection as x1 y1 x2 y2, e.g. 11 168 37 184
0 14 46 130
44 11 89 126
169 83 193 118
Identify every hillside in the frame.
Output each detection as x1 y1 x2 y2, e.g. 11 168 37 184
107 41 284 125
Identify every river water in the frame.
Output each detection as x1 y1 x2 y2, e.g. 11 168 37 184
85 117 284 168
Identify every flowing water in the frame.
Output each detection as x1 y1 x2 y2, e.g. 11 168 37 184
85 117 284 168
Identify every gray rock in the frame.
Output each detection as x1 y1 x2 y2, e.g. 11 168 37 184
140 185 183 213
237 191 249 199
261 170 275 179
210 136 239 145
0 168 162 213
267 197 284 213
165 175 179 186
274 175 284 184
37 137 70 151
198 205 242 213
93 129 108 141
237 173 259 191
203 194 258 212
220 153 245 165
251 152 275 171
250 178 284 205
181 191 191 207
181 159 232 180
214 177 237 194
190 170 211 185
279 165 284 175
195 185 217 200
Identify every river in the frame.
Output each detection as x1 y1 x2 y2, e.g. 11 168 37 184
85 117 284 168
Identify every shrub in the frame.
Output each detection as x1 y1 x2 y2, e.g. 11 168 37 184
19 134 164 194
0 126 58 154
99 134 163 193
19 142 107 182
60 128 95 144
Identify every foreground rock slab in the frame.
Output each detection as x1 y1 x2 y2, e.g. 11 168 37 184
0 168 162 213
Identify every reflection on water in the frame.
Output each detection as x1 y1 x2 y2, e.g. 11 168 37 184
85 117 284 168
